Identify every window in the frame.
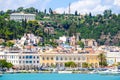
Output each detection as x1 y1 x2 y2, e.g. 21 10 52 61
56 56 59 60
29 61 32 63
37 61 39 63
43 57 45 60
61 57 63 60
74 57 76 60
26 56 28 59
47 57 49 60
51 57 53 60
19 56 21 59
26 61 28 63
29 56 32 59
33 56 35 59
82 56 85 60
12 56 14 59
65 57 67 60
37 56 39 59
34 61 35 63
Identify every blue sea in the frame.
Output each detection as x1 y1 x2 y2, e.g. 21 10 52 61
0 73 120 80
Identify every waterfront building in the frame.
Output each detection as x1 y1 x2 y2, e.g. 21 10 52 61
40 49 100 68
0 52 5 60
106 51 120 66
4 48 40 70
86 54 99 68
10 12 35 22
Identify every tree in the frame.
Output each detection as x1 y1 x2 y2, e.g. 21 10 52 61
0 60 7 68
1 42 7 47
49 8 53 15
77 41 84 48
75 10 78 16
82 62 89 68
98 53 107 67
0 60 13 69
6 41 14 47
6 62 13 69
65 61 77 68
103 9 112 18
17 7 24 12
68 23 76 36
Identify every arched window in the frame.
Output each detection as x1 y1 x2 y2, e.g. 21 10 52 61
42 57 45 60
61 57 63 60
56 56 59 60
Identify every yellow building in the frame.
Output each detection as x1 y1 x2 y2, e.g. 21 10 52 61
86 54 99 68
40 53 56 67
40 50 100 68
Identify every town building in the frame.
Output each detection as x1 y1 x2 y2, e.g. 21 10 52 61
16 33 41 46
81 39 97 47
0 45 40 70
10 12 36 22
106 51 120 66
40 49 100 68
44 27 54 35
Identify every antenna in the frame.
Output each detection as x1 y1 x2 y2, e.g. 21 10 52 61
69 3 71 14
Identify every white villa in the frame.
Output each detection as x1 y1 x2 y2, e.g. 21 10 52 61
10 12 35 22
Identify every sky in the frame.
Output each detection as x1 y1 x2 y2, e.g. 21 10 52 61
0 0 120 15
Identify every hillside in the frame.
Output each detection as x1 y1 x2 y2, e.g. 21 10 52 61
0 7 120 46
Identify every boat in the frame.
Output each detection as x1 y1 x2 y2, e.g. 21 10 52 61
89 70 99 74
0 71 2 77
58 71 72 74
0 74 2 76
98 69 120 75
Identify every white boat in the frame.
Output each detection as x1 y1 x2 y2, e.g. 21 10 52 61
89 70 99 74
98 69 120 74
0 74 2 76
0 72 2 77
58 71 72 74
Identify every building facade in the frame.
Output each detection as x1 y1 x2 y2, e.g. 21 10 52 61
40 51 99 68
5 50 40 70
106 51 120 66
10 12 35 22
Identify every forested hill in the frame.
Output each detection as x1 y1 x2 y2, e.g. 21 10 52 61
0 7 120 46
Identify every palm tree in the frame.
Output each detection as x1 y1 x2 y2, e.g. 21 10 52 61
98 53 107 68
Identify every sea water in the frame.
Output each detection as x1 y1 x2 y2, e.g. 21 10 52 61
0 73 120 80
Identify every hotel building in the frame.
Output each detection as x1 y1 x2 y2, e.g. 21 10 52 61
4 48 40 70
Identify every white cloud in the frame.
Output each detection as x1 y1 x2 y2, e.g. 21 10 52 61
0 0 51 11
55 0 119 15
114 0 120 6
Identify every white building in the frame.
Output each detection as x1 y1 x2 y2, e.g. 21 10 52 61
10 12 36 22
106 51 120 66
59 36 67 44
0 52 5 60
17 33 40 46
3 49 40 70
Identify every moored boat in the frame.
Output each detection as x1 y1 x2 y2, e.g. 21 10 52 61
98 69 120 75
58 71 72 74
